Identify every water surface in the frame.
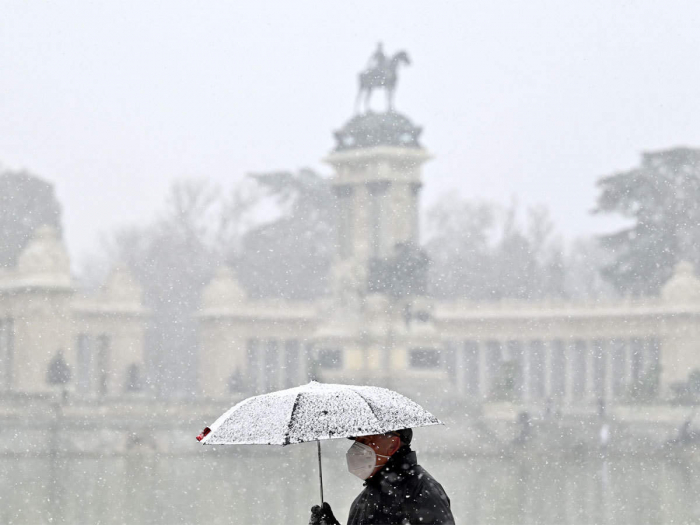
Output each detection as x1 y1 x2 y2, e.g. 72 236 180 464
2 442 699 524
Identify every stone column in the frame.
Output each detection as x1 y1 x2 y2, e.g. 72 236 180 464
625 338 633 394
409 182 423 245
610 339 628 401
605 338 616 403
453 340 465 395
366 181 390 258
534 340 547 403
550 339 567 404
564 340 575 407
543 340 553 400
463 340 480 397
522 340 532 403
333 185 354 259
507 340 524 402
0 318 7 391
478 341 490 400
570 339 588 405
354 184 371 264
630 337 644 387
591 339 607 403
647 337 661 398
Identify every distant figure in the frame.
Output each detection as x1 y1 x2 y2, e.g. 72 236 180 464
678 418 698 444
544 397 553 419
513 411 532 446
597 397 606 419
663 412 698 448
366 42 386 71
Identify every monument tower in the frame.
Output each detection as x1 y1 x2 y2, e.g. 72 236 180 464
314 45 440 391
325 45 431 297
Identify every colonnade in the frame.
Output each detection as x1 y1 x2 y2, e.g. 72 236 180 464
242 335 663 404
75 332 111 396
450 337 661 404
0 317 13 390
245 338 308 394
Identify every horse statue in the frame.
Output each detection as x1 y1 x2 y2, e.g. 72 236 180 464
355 50 411 113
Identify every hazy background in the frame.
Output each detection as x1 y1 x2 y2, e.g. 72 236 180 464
3 0 700 267
4 4 700 524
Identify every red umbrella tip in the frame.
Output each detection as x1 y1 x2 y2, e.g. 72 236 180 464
196 427 211 442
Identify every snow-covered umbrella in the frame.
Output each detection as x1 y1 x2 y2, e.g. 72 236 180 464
196 381 442 503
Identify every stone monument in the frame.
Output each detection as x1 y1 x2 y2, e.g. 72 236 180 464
317 45 437 390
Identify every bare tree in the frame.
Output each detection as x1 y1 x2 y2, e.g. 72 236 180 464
425 196 567 300
100 179 256 397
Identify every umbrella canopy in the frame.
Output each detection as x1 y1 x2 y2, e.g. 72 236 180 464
199 381 442 446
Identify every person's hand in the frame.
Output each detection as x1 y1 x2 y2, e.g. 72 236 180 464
309 502 340 525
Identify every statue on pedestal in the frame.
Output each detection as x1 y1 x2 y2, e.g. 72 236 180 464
355 43 411 114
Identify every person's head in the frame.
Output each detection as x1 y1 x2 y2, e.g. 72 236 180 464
346 429 412 480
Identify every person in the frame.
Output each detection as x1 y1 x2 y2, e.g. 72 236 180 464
366 42 386 72
678 417 697 444
512 411 531 446
597 397 606 420
309 428 455 525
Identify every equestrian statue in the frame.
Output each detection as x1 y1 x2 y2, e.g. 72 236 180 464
355 43 411 113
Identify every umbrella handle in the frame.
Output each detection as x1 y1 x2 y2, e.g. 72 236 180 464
317 440 324 505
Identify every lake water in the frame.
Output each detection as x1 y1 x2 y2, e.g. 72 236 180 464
2 440 700 524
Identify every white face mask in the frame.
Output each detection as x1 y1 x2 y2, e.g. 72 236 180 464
346 441 392 480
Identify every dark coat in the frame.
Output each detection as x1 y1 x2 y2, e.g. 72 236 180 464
347 448 455 525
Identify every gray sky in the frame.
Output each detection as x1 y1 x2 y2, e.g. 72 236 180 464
2 1 700 265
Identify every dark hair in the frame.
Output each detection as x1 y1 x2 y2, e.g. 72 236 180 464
394 428 413 446
347 428 413 445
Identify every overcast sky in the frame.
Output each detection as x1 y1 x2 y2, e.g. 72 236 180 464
2 1 699 266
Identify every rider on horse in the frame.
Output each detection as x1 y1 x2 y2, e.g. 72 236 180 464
356 43 410 113
366 42 387 76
